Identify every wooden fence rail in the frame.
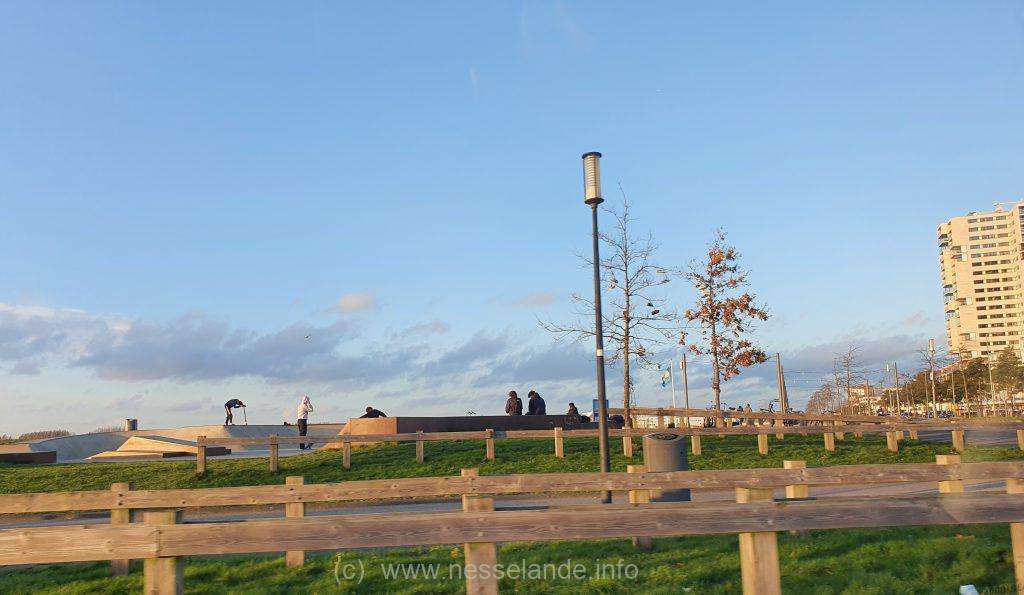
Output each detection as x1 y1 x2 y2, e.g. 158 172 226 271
192 419 1024 474
5 458 1024 593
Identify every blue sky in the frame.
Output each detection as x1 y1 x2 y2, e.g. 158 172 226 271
1 3 1022 434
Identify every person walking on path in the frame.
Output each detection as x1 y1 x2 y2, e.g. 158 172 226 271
224 398 245 425
297 395 313 450
505 390 523 415
526 390 546 415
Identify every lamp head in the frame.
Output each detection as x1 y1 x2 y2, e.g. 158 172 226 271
581 151 603 205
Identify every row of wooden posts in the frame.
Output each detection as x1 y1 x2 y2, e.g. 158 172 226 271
194 424 1024 474
9 457 1024 594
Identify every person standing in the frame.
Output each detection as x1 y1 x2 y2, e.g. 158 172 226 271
505 390 523 415
526 390 546 415
224 398 245 425
297 395 313 450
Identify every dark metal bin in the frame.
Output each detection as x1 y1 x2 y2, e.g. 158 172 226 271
642 433 691 502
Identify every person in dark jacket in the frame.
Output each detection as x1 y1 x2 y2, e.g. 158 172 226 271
359 406 387 418
224 398 244 425
565 402 581 428
505 391 523 415
526 390 546 415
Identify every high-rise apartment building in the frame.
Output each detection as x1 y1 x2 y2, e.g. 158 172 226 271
938 202 1024 359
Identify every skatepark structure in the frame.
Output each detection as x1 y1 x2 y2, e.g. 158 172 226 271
0 423 347 463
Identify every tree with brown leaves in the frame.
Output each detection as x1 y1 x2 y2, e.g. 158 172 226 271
681 229 769 412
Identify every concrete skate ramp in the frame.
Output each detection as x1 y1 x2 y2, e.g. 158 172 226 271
0 423 348 463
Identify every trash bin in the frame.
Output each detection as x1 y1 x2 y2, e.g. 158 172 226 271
642 433 690 502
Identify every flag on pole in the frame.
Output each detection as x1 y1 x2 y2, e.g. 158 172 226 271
661 370 671 388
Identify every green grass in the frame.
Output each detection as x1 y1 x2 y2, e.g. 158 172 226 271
3 433 1021 494
1 525 1016 593
2 434 1023 593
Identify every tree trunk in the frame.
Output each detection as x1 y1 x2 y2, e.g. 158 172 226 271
709 320 722 411
623 328 633 428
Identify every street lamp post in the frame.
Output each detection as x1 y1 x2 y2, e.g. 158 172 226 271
582 151 612 503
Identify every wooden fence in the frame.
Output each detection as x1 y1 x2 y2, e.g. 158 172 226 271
194 418 1024 474
3 458 1024 594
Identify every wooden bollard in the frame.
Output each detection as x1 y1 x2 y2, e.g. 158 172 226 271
269 435 279 473
554 427 564 459
143 509 183 594
1007 478 1024 594
757 433 768 456
691 434 702 456
285 476 306 567
952 429 965 453
774 419 784 440
909 429 919 440
461 469 498 595
886 431 898 452
416 431 425 463
736 487 782 595
342 440 351 469
110 482 132 576
782 461 808 499
196 435 207 475
485 429 495 461
823 432 835 452
627 465 652 550
935 455 964 494
622 435 634 458
834 421 845 441
896 430 905 442
1017 429 1024 451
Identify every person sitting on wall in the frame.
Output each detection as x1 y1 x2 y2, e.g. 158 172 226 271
224 398 245 425
526 390 546 415
360 406 387 418
565 402 581 428
505 390 523 415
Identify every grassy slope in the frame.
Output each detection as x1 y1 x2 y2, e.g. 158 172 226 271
2 435 1022 593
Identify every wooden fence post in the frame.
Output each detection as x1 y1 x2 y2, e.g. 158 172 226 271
195 436 206 476
909 429 919 440
886 431 898 452
735 487 782 595
1017 429 1024 451
461 468 498 595
342 440 352 470
1007 478 1024 594
757 433 768 456
285 476 305 567
823 431 835 452
774 419 784 440
416 431 425 464
554 427 564 459
691 434 702 456
143 509 183 595
657 412 665 429
952 430 965 453
895 430 905 442
935 455 964 494
485 429 495 461
627 464 652 550
834 421 845 441
110 482 132 576
622 435 634 458
269 435 279 473
782 460 808 499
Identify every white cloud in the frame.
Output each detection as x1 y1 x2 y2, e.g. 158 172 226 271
512 292 557 308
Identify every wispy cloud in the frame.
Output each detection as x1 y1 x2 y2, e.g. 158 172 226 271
336 292 377 314
399 319 451 338
513 292 557 307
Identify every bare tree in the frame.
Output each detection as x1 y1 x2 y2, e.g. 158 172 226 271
681 229 769 412
835 345 869 414
540 194 678 426
806 381 836 414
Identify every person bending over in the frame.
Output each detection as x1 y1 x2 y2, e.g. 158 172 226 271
224 398 245 425
360 406 387 418
526 390 546 415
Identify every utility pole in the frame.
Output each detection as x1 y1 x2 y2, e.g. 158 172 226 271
893 362 901 415
681 352 690 427
928 338 938 417
775 353 789 413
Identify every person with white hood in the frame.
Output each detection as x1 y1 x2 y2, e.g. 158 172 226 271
297 395 314 450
